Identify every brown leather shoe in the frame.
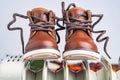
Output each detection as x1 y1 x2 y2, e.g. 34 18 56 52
62 6 100 60
23 8 60 61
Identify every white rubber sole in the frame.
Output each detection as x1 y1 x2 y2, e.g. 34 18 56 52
63 50 100 60
23 49 60 61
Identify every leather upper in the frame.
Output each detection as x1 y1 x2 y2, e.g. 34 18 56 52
65 7 98 52
25 8 58 53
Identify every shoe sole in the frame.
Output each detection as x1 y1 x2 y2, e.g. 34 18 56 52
23 49 60 61
63 50 100 60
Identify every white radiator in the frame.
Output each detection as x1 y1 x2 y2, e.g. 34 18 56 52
0 55 120 80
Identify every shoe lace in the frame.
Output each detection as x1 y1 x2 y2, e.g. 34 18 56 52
7 11 61 54
60 2 111 59
7 13 28 54
28 11 56 39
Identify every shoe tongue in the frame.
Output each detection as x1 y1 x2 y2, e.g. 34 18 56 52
68 7 87 21
31 8 48 24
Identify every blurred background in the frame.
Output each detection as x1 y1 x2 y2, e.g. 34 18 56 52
0 0 120 64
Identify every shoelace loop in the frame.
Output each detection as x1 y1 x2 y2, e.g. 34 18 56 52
7 13 28 54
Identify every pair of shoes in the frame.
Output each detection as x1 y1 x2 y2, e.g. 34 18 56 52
7 2 111 61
